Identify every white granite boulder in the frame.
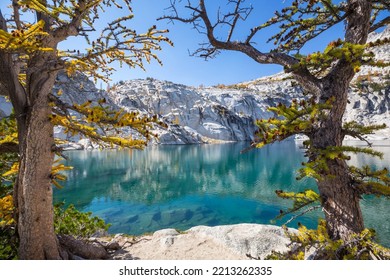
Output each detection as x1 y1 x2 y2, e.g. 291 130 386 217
187 224 295 259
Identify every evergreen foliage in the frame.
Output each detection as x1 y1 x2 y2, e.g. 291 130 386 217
0 154 18 260
274 189 321 222
49 96 168 150
258 99 390 258
84 0 390 259
0 0 173 153
0 0 173 259
0 113 18 156
0 201 111 259
255 99 390 198
0 224 17 260
252 95 390 259
266 220 390 260
54 203 110 238
0 115 18 227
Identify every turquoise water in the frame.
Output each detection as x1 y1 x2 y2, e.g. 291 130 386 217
54 141 390 246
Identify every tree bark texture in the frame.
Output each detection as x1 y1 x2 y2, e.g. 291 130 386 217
310 0 371 240
1 5 108 259
311 66 366 240
202 0 372 241
235 0 371 241
16 65 62 259
58 235 109 260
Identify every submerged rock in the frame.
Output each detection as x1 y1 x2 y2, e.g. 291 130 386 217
126 215 139 224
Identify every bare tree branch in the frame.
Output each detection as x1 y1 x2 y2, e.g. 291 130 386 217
53 0 89 42
283 205 322 226
0 9 28 114
370 16 390 32
162 0 297 66
327 0 373 90
12 0 22 30
224 0 252 42
160 0 322 94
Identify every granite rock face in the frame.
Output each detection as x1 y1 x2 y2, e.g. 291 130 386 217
104 27 390 144
1 27 389 145
105 67 389 144
107 78 280 143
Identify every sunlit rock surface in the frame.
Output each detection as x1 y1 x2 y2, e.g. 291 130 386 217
1 27 389 145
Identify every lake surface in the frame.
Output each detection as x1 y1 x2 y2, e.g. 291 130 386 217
54 140 390 246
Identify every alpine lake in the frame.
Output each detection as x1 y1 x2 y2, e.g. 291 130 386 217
54 140 390 247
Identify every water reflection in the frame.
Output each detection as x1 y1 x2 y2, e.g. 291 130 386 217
54 141 390 246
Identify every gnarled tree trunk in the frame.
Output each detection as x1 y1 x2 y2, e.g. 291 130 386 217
16 61 62 259
311 67 366 240
1 11 63 258
310 0 372 240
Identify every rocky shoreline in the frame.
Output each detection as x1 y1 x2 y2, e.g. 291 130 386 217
95 224 296 260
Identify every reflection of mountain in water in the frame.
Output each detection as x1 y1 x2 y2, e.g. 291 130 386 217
54 141 390 246
56 141 312 207
346 141 390 246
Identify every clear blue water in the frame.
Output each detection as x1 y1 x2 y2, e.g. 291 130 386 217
54 141 390 246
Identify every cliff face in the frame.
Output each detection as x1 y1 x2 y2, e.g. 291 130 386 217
106 76 303 144
343 25 390 137
111 27 390 144
103 26 389 144
1 27 389 146
2 69 388 146
105 69 389 144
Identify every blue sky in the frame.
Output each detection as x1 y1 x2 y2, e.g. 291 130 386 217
84 0 289 87
1 1 386 87
101 0 297 86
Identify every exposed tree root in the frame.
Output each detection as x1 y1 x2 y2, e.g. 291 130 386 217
58 234 120 260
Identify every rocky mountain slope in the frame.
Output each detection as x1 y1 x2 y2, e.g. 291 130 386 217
107 77 287 144
103 70 389 145
1 27 389 146
101 26 390 145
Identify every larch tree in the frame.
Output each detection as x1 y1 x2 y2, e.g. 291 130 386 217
161 0 390 248
0 0 171 259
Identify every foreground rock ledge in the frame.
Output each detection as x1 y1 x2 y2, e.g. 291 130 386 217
104 224 296 260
